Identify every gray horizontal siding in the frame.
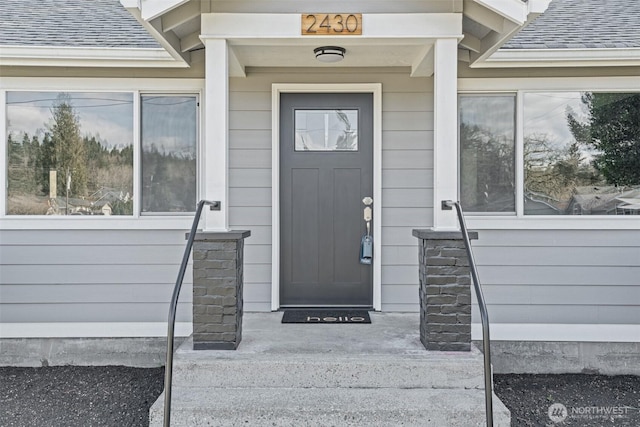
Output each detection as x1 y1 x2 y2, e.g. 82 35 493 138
228 70 434 310
0 264 189 285
472 305 640 325
0 229 188 245
380 72 432 312
477 265 640 286
470 229 640 325
0 229 194 324
0 303 190 323
0 245 185 265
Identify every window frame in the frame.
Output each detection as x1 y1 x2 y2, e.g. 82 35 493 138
0 77 204 230
458 76 640 230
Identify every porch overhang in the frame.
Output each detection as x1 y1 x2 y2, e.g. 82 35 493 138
120 0 551 72
200 13 463 78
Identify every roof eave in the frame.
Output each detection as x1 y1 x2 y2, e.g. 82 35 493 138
476 47 640 68
120 0 194 67
466 0 552 67
0 45 189 68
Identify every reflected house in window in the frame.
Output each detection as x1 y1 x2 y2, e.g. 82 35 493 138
565 187 640 216
46 189 131 216
523 192 562 216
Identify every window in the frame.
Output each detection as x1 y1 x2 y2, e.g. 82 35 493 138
5 91 198 217
459 95 515 213
459 91 640 217
6 92 134 215
524 92 640 216
294 109 358 151
141 95 197 213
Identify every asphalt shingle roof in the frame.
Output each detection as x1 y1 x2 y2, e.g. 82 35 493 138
1 0 638 52
0 0 160 48
503 0 640 49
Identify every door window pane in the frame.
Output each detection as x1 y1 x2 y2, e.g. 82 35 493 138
523 92 640 215
141 95 197 213
6 91 134 215
295 110 358 151
459 95 516 213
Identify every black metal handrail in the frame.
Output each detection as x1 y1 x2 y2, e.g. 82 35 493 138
164 200 215 427
443 200 494 427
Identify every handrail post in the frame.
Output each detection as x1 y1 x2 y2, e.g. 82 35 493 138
443 200 493 427
164 200 214 427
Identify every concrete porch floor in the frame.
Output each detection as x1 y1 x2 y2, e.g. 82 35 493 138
196 311 443 356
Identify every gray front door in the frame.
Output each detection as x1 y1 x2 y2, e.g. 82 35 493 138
280 93 373 307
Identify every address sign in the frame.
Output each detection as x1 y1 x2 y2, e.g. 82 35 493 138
301 14 363 35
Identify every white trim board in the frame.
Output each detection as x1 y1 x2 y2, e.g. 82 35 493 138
0 322 192 338
478 48 640 68
0 46 185 68
473 323 640 343
458 76 640 92
271 84 383 311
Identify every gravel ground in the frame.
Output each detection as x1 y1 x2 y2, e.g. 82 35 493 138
495 374 640 426
0 367 638 426
0 366 163 427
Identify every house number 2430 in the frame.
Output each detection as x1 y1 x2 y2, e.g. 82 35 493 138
302 14 363 35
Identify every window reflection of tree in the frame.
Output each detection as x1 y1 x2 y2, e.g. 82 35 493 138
460 122 514 212
335 110 357 151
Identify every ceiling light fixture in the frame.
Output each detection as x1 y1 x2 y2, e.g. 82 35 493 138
314 46 346 63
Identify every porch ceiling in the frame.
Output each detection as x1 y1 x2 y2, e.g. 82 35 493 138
228 39 434 69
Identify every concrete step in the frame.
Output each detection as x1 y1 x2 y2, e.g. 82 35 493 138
150 387 510 427
173 351 486 389
150 314 510 426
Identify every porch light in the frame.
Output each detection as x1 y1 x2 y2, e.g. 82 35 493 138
314 46 346 63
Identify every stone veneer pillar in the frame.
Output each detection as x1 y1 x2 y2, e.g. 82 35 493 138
412 230 478 351
191 230 250 350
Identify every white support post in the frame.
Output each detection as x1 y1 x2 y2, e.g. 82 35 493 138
432 38 460 231
203 38 229 231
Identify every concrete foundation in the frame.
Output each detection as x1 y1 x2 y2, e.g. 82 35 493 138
0 337 177 367
483 340 640 375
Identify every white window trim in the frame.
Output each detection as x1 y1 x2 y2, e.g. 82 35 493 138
1 78 204 230
458 76 640 230
271 83 383 311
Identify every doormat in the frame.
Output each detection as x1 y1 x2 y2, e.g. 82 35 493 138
281 310 371 324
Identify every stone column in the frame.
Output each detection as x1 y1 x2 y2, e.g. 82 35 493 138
191 230 250 350
412 230 478 351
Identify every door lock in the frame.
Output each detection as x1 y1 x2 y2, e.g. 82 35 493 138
362 197 373 206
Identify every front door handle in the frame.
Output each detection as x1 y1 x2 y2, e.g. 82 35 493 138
363 197 372 236
360 197 373 264
363 206 372 222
